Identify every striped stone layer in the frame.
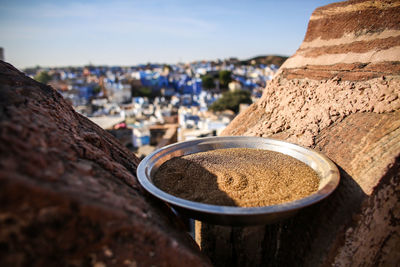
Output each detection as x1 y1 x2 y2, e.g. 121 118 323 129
279 0 400 81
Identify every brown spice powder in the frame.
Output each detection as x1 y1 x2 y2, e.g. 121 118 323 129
153 148 320 207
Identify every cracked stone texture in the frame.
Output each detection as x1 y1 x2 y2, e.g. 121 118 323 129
0 60 211 267
196 0 400 266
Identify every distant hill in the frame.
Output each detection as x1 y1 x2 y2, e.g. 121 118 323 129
241 55 288 67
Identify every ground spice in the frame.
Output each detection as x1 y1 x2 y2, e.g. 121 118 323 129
153 148 320 207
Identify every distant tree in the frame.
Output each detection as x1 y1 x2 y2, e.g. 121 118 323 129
209 90 252 113
34 71 51 84
201 75 215 90
219 70 232 89
92 85 102 95
132 87 161 100
132 87 152 98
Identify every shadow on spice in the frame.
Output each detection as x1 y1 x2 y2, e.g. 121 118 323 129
153 157 236 206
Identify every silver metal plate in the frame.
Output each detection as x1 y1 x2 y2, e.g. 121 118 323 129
137 136 340 226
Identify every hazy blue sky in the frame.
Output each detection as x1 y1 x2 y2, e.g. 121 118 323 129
0 0 338 69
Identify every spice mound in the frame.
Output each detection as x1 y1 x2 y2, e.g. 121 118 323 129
153 148 320 207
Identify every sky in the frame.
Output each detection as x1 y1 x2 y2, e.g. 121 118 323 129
0 0 338 69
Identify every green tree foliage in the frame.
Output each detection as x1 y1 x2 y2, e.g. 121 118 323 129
132 87 152 98
201 75 215 90
219 70 232 89
34 71 51 84
92 85 102 95
209 90 252 113
132 87 161 99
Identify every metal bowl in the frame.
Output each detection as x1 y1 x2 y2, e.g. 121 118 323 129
137 136 340 226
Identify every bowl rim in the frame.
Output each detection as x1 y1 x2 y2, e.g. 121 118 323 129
136 136 340 216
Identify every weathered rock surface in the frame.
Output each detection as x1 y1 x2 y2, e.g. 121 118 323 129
195 0 400 266
0 61 211 267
